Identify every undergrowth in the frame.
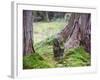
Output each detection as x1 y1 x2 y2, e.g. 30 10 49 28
23 36 91 69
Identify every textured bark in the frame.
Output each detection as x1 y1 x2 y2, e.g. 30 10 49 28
79 14 91 53
53 38 64 60
57 13 91 53
23 10 35 56
56 13 75 42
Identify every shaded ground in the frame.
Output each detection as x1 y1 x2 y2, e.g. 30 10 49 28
23 21 91 69
23 36 91 69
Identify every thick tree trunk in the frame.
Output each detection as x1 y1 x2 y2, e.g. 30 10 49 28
57 13 91 53
79 14 91 53
23 10 35 56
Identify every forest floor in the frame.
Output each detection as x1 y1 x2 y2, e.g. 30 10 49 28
23 36 91 69
23 21 91 69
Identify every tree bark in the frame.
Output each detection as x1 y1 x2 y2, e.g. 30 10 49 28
45 12 50 22
23 10 35 56
79 14 91 53
57 13 91 53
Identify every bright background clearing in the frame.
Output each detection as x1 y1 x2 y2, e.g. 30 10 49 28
33 21 66 44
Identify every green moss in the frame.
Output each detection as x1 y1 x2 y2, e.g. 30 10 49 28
63 47 91 67
24 35 91 69
23 53 53 69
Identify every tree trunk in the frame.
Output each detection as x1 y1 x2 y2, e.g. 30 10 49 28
79 14 91 53
45 12 50 22
57 13 91 53
23 10 35 56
